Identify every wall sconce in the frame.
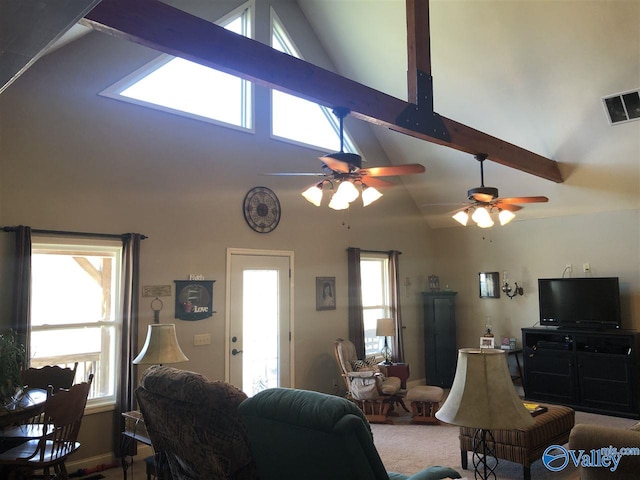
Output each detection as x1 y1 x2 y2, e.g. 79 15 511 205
502 272 523 299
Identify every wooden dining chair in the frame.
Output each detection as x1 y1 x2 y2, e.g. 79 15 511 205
19 362 78 391
0 374 93 480
2 362 80 440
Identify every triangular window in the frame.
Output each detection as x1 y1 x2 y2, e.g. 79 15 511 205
100 5 252 130
271 11 357 153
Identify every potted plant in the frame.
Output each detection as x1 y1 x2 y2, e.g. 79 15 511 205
0 330 26 403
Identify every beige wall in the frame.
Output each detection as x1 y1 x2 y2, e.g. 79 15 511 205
1 0 638 468
0 2 435 464
431 210 640 350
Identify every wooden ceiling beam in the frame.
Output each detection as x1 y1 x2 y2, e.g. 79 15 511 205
82 0 563 183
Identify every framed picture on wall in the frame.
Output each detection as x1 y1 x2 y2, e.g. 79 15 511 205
479 272 500 298
316 277 336 311
174 280 215 321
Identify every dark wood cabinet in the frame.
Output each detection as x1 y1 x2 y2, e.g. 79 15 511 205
422 291 457 388
522 327 639 418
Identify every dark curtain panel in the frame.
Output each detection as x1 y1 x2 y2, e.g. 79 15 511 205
114 233 142 457
389 250 405 363
347 247 365 358
10 226 32 357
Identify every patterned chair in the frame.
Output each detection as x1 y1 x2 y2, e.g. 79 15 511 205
334 338 403 424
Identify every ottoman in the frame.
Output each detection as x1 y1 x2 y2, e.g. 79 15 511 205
406 385 445 424
459 404 574 480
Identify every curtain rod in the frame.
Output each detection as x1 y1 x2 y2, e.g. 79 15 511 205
347 247 402 255
2 226 148 240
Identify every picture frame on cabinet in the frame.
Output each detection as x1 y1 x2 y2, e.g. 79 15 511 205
480 337 495 349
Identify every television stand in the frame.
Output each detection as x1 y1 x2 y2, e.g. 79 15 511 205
522 327 640 418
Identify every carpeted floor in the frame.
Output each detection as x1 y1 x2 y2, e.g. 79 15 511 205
371 409 637 479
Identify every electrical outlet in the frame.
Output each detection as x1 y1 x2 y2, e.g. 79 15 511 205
193 333 211 346
583 263 591 272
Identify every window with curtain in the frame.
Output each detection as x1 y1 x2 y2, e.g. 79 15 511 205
30 237 123 408
360 253 391 357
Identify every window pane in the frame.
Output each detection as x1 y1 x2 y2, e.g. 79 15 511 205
361 259 384 306
30 240 121 404
242 269 279 396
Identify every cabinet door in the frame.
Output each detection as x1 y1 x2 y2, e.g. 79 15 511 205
424 294 457 388
524 349 576 403
577 353 636 413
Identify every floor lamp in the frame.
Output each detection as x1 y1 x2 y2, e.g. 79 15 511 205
376 318 395 365
435 348 534 480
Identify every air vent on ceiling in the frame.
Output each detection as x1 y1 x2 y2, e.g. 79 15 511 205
602 89 640 125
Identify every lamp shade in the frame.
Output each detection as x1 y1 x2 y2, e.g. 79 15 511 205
376 317 395 337
301 184 323 206
435 348 534 431
133 324 189 365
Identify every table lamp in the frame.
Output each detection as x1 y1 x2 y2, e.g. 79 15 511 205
376 318 395 365
435 348 534 480
133 324 189 365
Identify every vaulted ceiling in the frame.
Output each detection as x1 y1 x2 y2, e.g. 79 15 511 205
3 0 639 229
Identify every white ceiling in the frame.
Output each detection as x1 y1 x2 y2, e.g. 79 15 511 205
297 0 640 228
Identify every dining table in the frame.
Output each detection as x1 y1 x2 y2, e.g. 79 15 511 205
0 388 47 428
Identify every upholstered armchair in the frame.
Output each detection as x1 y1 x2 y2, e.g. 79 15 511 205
568 422 640 480
238 387 460 480
334 338 403 423
136 366 460 480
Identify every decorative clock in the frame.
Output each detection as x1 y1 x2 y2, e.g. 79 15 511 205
243 186 281 233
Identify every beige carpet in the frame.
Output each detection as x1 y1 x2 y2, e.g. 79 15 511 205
371 409 637 479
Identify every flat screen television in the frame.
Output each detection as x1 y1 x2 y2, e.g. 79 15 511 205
538 277 621 329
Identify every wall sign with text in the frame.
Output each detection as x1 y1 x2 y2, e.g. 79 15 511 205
174 280 215 321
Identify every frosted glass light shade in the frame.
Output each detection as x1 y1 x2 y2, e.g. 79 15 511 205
452 210 469 226
133 324 189 365
301 184 323 206
328 194 349 210
362 186 383 206
499 209 516 226
335 180 359 203
472 207 494 228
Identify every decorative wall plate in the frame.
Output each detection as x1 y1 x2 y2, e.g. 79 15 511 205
243 186 281 233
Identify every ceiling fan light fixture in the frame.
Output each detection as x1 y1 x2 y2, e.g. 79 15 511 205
472 206 494 228
362 185 383 207
335 179 359 203
499 209 516 226
301 183 323 207
452 210 469 226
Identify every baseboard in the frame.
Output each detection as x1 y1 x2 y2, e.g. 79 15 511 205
66 444 154 474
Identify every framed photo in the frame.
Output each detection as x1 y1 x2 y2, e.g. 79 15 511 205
480 337 495 349
316 277 336 311
479 272 500 298
428 275 440 291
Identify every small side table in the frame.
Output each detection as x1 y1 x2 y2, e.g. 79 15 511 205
379 362 410 389
121 411 172 480
503 348 523 384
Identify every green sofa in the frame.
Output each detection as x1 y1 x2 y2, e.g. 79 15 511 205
136 366 460 480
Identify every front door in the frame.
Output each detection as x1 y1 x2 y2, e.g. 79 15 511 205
226 248 293 395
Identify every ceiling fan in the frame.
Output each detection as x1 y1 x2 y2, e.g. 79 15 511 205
266 107 426 210
442 154 548 227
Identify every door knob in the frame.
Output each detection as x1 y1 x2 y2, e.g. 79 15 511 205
232 348 243 356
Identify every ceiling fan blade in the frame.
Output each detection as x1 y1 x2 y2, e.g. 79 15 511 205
493 202 523 212
261 172 326 176
499 196 549 204
361 176 395 188
319 153 360 173
360 164 425 177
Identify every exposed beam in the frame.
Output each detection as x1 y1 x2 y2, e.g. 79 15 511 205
0 0 101 95
82 0 563 183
